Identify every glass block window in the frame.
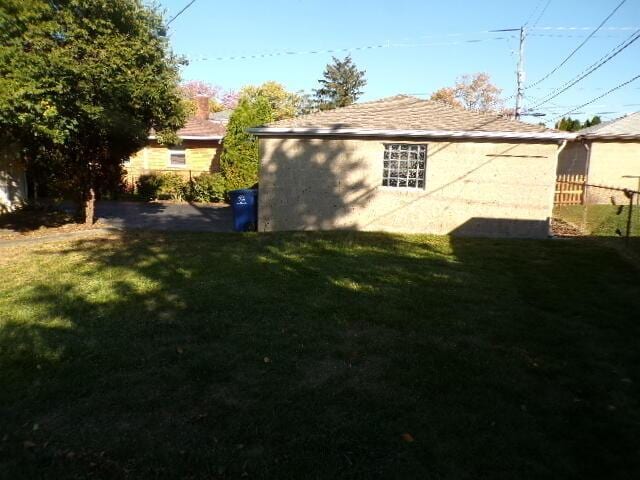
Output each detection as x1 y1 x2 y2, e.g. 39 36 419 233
382 144 426 189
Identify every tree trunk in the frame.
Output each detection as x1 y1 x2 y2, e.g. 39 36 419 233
83 187 95 225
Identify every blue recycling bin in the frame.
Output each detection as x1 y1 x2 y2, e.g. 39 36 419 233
229 189 258 232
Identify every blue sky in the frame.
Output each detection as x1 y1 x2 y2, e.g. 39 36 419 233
158 0 640 125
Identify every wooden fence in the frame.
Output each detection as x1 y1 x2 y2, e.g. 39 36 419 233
555 174 585 205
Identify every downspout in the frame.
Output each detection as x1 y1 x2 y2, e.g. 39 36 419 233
550 140 569 236
581 140 592 228
582 140 592 185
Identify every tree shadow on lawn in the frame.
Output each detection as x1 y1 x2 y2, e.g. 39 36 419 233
1 231 640 479
0 206 79 233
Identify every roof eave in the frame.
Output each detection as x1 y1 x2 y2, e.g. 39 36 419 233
247 127 574 142
578 134 640 141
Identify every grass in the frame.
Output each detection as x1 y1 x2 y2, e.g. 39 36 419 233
554 204 640 237
1 231 639 479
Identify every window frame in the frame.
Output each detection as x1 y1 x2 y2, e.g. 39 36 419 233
380 143 428 191
168 147 187 167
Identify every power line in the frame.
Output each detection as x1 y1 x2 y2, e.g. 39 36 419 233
525 0 627 89
529 29 640 109
528 33 630 38
531 0 552 29
523 0 547 26
551 73 640 121
187 35 515 62
167 0 196 26
531 26 638 31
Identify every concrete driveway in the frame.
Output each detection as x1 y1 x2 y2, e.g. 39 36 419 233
93 201 233 232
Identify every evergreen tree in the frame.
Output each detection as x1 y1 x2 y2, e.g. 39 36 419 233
314 56 367 111
555 117 582 132
583 115 602 128
219 96 273 192
555 116 602 132
0 0 186 222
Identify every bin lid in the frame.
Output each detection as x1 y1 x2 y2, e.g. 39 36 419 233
229 189 257 195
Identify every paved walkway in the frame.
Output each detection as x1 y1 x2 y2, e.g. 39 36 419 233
0 201 234 248
85 201 233 232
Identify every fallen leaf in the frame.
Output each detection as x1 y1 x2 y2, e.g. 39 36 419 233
23 440 36 449
32 423 39 431
400 433 414 443
176 347 184 354
263 357 271 363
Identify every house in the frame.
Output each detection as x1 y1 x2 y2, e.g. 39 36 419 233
557 112 640 202
124 96 226 187
249 95 573 238
0 146 27 212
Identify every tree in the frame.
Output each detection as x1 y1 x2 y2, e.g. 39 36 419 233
554 116 601 132
314 55 367 111
0 0 186 223
219 96 273 192
180 80 238 113
583 115 602 129
431 73 503 112
239 82 301 121
216 83 299 194
430 87 462 109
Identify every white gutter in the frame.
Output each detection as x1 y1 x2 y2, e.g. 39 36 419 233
578 134 640 140
247 127 575 142
147 135 223 141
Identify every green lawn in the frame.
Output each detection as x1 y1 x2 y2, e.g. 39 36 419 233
554 204 640 236
1 232 639 479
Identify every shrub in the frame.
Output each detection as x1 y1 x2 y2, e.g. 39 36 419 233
188 173 226 202
158 172 188 200
136 172 188 201
136 173 164 200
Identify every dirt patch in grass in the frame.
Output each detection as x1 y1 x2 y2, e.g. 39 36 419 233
0 207 110 240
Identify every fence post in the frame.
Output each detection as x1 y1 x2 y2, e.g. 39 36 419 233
625 190 634 246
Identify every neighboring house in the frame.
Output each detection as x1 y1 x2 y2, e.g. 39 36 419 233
124 96 226 187
249 95 573 238
557 112 640 202
0 146 27 213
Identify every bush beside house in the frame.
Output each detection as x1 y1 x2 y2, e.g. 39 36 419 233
136 172 226 202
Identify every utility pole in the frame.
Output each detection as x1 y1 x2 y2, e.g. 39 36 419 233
515 26 525 120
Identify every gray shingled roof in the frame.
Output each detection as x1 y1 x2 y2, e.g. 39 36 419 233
267 95 551 133
576 112 640 139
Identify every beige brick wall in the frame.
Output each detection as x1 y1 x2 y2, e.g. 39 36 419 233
124 140 221 186
587 141 640 190
258 137 559 238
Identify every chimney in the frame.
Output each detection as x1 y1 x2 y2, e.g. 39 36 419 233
195 95 209 120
